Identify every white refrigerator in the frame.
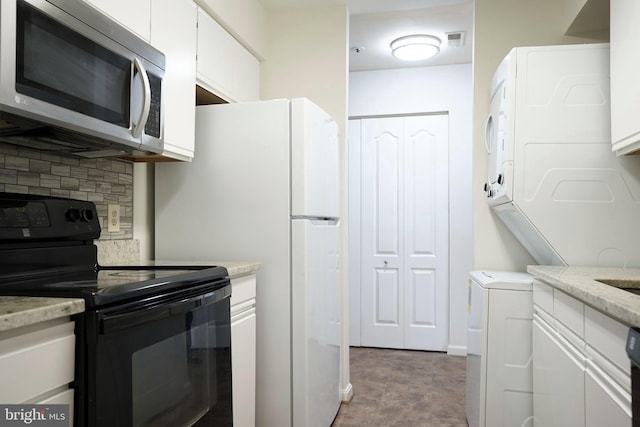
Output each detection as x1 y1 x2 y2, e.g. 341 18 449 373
155 98 341 427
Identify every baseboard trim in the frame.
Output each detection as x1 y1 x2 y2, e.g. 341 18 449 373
447 344 467 357
340 382 354 403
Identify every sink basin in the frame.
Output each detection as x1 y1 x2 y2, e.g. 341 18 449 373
596 278 640 295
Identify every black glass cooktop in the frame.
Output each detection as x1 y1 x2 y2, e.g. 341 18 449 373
0 265 229 308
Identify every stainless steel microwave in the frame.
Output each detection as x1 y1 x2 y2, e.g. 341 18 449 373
0 0 165 157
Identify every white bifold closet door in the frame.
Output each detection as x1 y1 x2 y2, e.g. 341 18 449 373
359 114 449 351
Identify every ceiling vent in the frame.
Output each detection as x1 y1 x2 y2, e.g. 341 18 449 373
446 31 466 48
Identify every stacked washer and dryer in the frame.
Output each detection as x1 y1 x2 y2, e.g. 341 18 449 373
467 43 640 427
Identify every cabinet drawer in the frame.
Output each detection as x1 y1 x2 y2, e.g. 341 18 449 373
0 321 75 403
554 288 584 338
231 274 256 308
533 280 553 315
585 306 630 376
38 389 74 427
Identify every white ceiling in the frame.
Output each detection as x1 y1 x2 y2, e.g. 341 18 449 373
258 0 474 71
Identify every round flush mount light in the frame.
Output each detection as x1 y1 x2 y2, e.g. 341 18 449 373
390 35 441 61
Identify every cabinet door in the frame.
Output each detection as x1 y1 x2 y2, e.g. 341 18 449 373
533 315 585 427
231 306 256 427
83 0 151 41
0 321 75 404
151 0 197 161
196 8 259 102
232 44 260 102
585 360 632 427
611 0 640 154
197 8 234 99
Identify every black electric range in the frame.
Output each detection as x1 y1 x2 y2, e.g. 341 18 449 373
0 193 229 306
0 193 233 427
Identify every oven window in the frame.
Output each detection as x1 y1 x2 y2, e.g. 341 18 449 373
16 0 130 127
91 293 232 427
132 330 209 427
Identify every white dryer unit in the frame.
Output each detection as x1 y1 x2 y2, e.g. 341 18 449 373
465 270 534 427
484 43 640 267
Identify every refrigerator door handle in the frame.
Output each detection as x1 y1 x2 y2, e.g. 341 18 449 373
291 216 339 225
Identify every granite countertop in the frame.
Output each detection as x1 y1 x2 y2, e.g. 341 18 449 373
0 297 85 333
527 265 640 327
102 260 262 279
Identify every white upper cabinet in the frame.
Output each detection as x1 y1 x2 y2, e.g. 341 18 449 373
83 0 151 41
196 8 260 102
151 0 197 161
610 0 640 155
193 0 268 59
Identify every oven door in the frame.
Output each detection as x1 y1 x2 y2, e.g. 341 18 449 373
82 282 232 427
628 328 640 427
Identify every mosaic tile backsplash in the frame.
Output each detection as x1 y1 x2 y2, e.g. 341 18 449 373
0 142 133 240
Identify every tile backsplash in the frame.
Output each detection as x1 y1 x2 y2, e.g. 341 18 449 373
0 142 133 240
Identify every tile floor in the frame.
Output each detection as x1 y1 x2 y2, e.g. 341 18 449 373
331 347 468 427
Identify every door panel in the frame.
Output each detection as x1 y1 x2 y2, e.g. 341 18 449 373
360 114 449 351
409 269 436 326
376 128 401 254
375 268 400 325
404 115 448 350
360 117 404 348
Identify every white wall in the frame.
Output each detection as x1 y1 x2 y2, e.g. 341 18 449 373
349 63 473 355
472 0 605 272
261 6 348 139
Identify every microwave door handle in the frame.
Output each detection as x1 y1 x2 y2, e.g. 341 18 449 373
132 57 151 138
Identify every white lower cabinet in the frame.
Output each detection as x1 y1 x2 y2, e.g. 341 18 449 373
231 274 257 427
532 280 631 427
0 318 76 424
533 313 585 427
585 360 632 427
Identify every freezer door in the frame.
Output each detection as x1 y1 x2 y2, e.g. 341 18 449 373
291 219 341 427
291 98 340 218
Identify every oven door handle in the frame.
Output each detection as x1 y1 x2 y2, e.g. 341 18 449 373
100 286 230 334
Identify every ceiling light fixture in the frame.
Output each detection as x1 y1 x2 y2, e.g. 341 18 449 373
390 35 441 61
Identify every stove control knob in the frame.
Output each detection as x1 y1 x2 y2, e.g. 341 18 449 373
81 208 95 222
483 182 489 192
497 174 504 185
66 208 81 222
